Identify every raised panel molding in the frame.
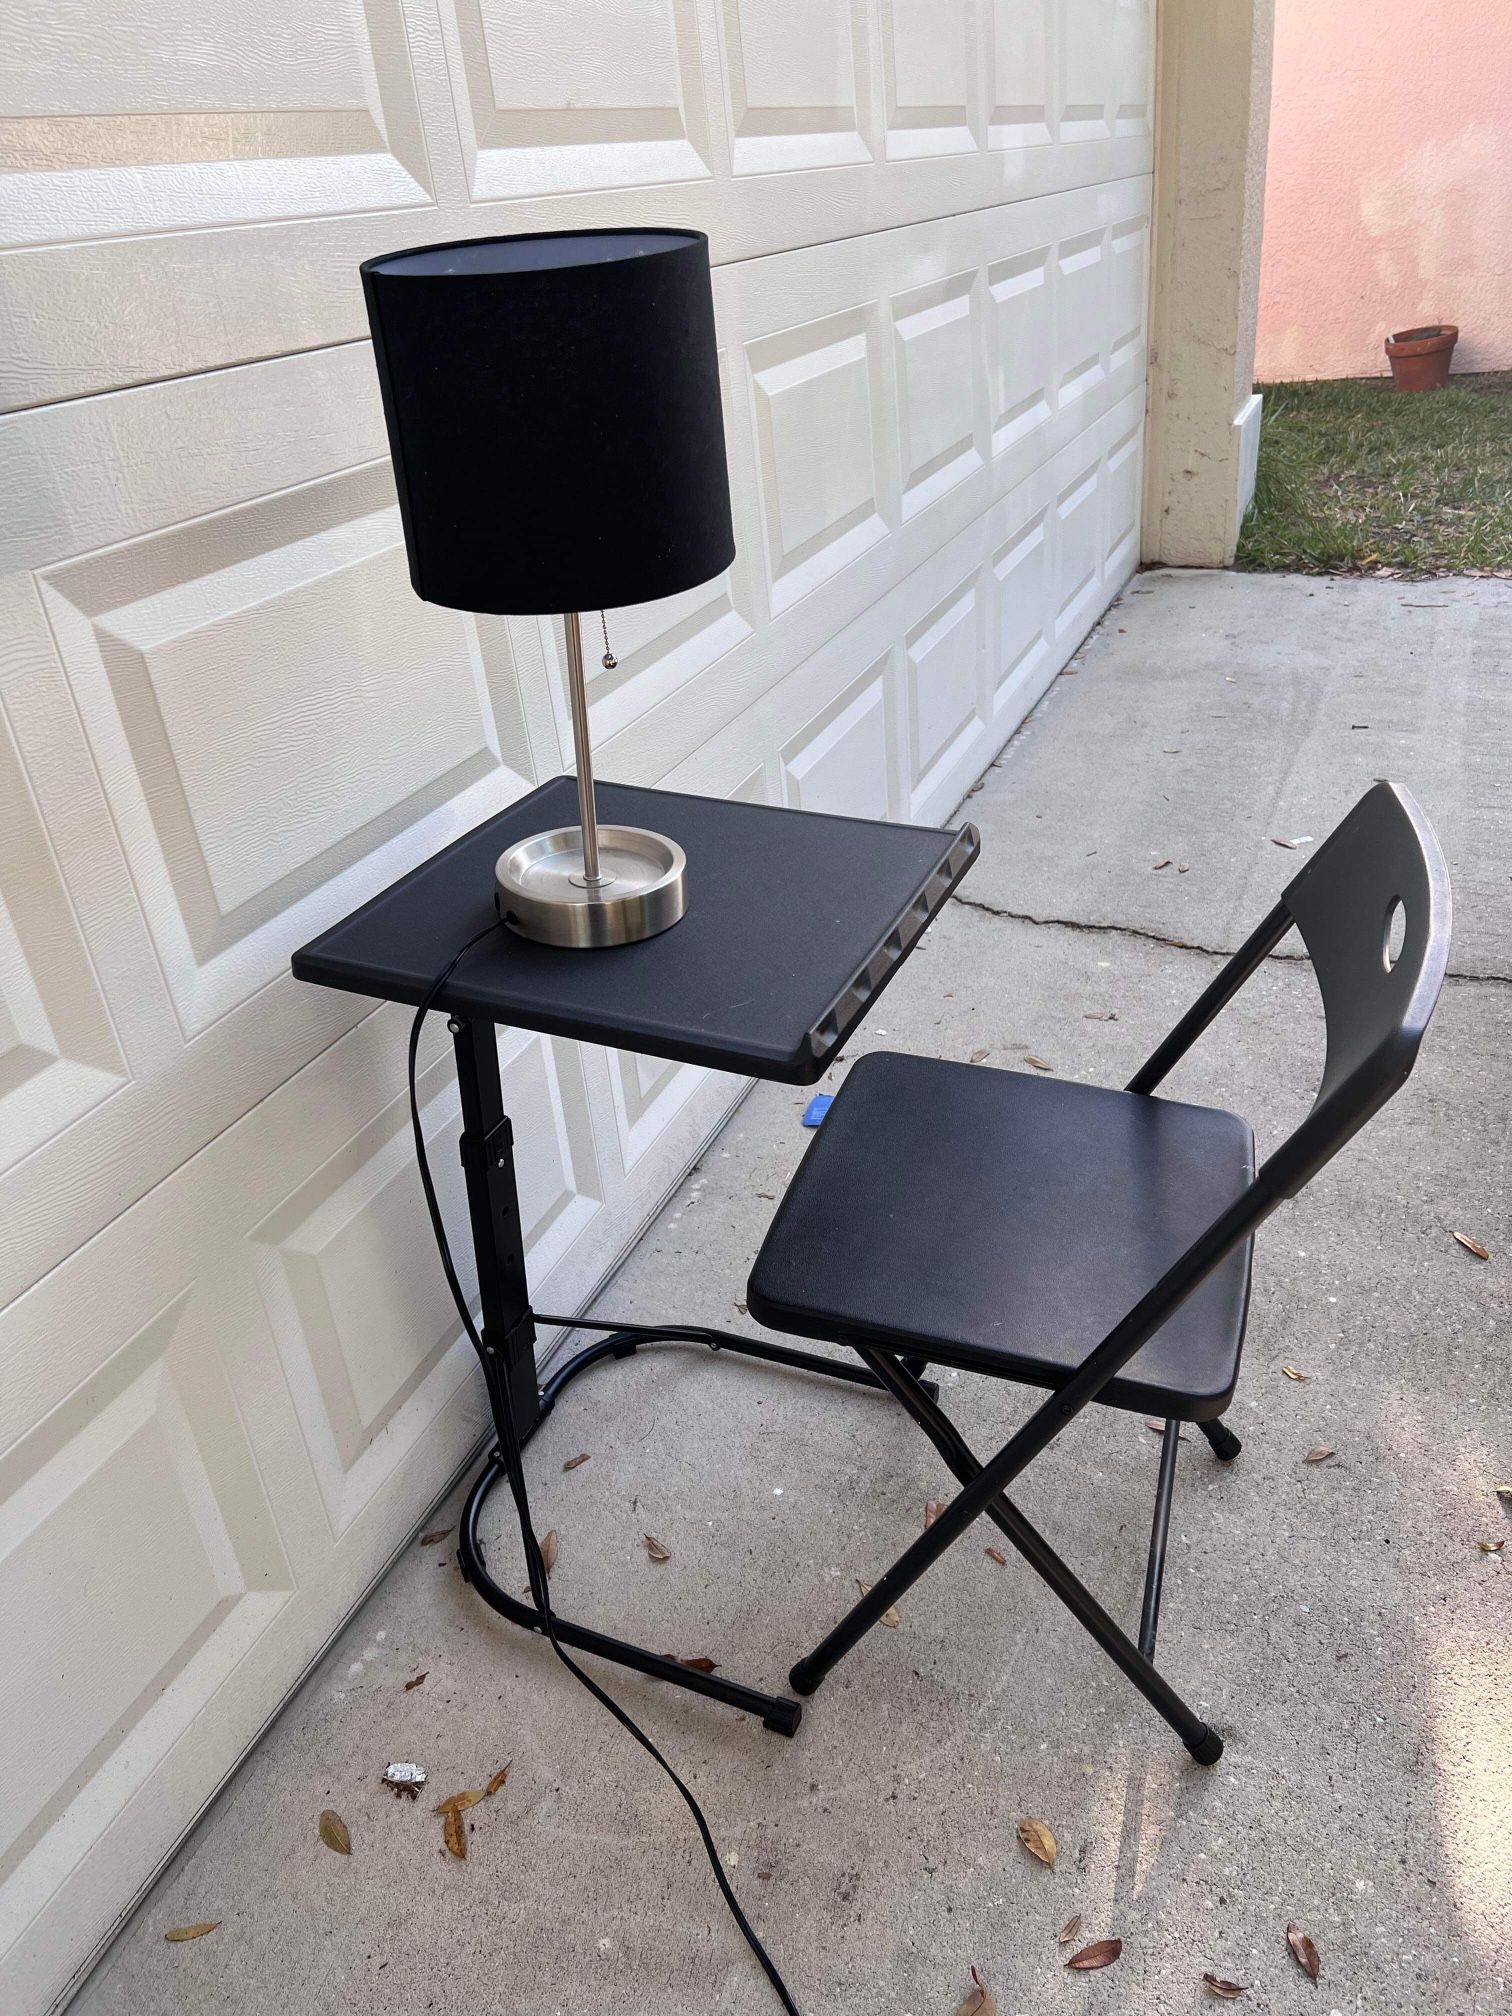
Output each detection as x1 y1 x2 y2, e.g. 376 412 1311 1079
721 0 871 173
445 0 712 200
882 0 976 159
0 0 430 248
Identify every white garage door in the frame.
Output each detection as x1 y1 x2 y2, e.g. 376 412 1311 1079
0 2 1154 2007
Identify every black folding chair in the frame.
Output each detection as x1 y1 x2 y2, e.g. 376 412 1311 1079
747 782 1450 1763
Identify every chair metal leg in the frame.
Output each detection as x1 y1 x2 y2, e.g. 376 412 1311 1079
792 1349 1223 1764
1137 1419 1181 1659
1199 1415 1242 1462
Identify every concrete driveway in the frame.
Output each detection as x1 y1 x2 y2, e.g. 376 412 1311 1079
76 570 1512 2016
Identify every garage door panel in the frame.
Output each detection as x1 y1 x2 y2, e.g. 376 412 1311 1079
597 177 1150 788
661 388 1144 825
0 0 1153 411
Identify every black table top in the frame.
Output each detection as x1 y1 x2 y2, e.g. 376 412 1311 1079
292 778 978 1083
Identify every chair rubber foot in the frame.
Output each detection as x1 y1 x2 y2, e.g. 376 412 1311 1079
788 1660 821 1698
762 1698 803 1737
1186 1724 1224 1767
1203 1421 1243 1462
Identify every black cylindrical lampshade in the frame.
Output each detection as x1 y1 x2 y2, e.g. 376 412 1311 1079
361 229 735 616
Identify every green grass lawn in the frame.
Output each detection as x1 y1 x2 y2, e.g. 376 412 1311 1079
1236 371 1512 579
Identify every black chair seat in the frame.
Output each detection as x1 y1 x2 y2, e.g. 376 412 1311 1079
748 1051 1255 1420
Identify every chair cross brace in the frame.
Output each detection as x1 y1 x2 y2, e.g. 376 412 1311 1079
789 1347 1233 1764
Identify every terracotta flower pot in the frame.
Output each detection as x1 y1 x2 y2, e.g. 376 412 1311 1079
1385 324 1458 392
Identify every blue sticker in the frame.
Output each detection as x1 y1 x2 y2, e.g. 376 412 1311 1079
801 1094 834 1128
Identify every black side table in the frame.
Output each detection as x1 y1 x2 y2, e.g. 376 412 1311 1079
294 777 978 1734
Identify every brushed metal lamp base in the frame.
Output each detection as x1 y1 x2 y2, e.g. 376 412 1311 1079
495 610 689 949
495 824 686 948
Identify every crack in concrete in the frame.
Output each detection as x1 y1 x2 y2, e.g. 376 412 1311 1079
949 890 1510 988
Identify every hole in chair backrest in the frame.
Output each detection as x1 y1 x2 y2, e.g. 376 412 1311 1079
1382 896 1407 972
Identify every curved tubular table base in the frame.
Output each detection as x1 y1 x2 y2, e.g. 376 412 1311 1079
455 1325 939 1739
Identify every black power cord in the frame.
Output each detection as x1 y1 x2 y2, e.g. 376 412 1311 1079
407 921 801 2016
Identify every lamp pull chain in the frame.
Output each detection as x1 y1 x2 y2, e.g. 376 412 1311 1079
599 611 617 671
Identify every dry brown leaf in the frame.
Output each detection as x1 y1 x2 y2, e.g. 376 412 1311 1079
562 1453 590 1471
856 1579 900 1627
1066 1938 1122 1971
643 1533 671 1562
1025 1056 1053 1072
1083 1010 1118 1021
1271 836 1298 850
485 1765 511 1797
951 1964 996 2016
1177 863 1191 874
1303 1447 1336 1464
1057 1913 1083 1946
318 1810 351 1856
969 1047 990 1063
666 1654 720 1673
984 1546 1007 1566
538 1529 559 1575
1452 1231 1490 1260
1016 1816 1057 1868
925 1499 948 1528
1478 1539 1505 1554
758 1191 776 1201
443 1807 467 1860
434 1788 485 1816
1281 1364 1310 1382
404 1671 427 1691
1201 1975 1248 1999
164 1922 219 1943
1286 1923 1320 1981
1152 859 1172 871
419 1528 451 1547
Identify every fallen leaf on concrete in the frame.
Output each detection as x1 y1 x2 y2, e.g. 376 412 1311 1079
538 1529 559 1575
435 1789 485 1816
1271 837 1298 849
758 1191 776 1201
318 1810 351 1856
1057 1914 1083 1945
1066 1939 1121 1971
666 1654 720 1673
1303 1448 1336 1464
1178 863 1191 874
643 1534 672 1562
1143 1418 1187 1438
1201 1975 1248 1998
485 1765 511 1797
404 1671 427 1691
1016 1817 1057 1868
856 1579 900 1626
165 1923 219 1943
1025 1056 1053 1071
925 1499 948 1528
1152 859 1172 871
1083 1010 1118 1021
443 1808 467 1860
1452 1232 1490 1260
1281 1365 1310 1382
1286 1923 1320 1981
970 1048 990 1063
952 1964 996 2015
1477 1539 1505 1554
419 1528 451 1547
984 1547 1007 1566
562 1452 590 1471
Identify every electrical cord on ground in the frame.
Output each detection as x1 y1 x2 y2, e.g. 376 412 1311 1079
407 922 801 2016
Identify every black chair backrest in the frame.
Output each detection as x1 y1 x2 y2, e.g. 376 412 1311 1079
988 785 1451 1461
1129 781 1450 1200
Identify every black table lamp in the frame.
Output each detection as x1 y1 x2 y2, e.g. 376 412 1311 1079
361 228 735 947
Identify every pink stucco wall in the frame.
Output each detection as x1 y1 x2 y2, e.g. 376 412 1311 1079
1255 0 1512 382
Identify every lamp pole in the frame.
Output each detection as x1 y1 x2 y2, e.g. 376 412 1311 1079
561 611 602 886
